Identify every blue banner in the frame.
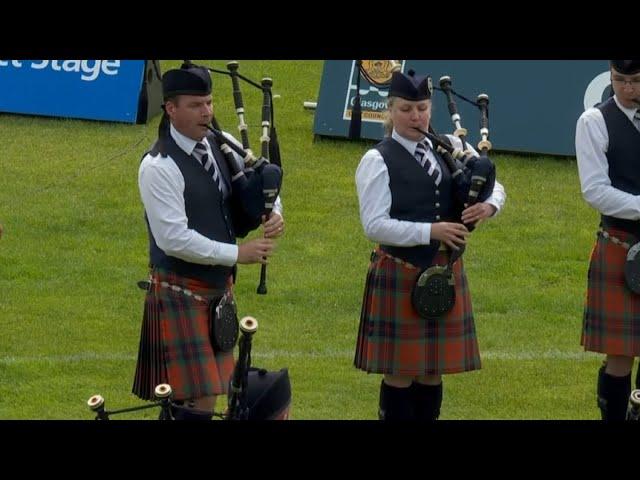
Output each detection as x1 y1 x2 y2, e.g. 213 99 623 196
314 60 612 156
0 60 146 123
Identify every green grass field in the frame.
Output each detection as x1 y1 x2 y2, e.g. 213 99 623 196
0 60 614 419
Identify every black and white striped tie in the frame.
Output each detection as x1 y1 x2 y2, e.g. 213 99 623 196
194 142 223 193
415 141 441 186
634 110 640 130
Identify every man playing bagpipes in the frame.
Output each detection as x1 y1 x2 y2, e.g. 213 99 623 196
577 60 640 421
132 63 285 420
354 69 506 420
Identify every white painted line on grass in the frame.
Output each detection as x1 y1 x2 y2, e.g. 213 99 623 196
0 349 602 364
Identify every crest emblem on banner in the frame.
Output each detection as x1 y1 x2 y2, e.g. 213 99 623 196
360 60 401 86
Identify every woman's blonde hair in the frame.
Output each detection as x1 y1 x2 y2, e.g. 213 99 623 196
382 97 396 137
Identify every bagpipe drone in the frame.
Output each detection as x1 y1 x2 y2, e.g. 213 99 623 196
194 60 283 295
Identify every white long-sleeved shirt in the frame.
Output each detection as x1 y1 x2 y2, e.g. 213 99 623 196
139 123 283 267
575 95 640 220
355 129 507 247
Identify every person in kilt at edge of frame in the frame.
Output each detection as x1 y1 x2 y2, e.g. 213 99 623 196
577 60 640 421
354 69 506 420
132 63 284 420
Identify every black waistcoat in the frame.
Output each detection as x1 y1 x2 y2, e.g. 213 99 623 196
144 132 236 288
375 137 461 269
597 97 640 237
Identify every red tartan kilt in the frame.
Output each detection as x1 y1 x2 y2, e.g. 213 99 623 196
354 249 481 376
582 228 640 356
132 269 235 401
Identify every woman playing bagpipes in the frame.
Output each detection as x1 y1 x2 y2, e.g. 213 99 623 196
353 69 506 420
132 62 284 420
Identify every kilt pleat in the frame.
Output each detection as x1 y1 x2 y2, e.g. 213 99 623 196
354 249 480 376
582 228 640 356
132 269 235 401
132 296 167 401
